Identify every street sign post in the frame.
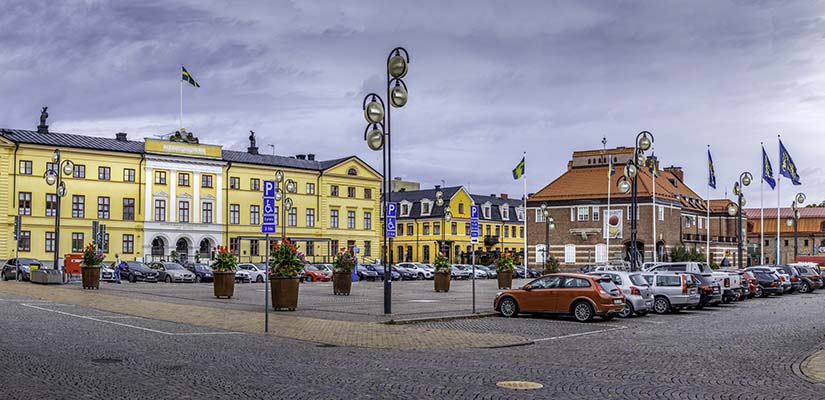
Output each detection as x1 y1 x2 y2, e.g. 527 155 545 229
470 205 479 313
386 202 397 238
262 179 277 333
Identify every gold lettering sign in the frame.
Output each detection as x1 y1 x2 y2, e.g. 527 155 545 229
144 139 222 159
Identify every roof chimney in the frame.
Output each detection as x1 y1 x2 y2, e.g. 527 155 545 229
307 154 315 161
664 166 684 182
296 154 306 160
247 130 259 155
490 194 496 198
500 193 508 199
115 132 128 142
434 185 441 190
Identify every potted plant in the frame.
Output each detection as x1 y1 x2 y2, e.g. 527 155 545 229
496 255 515 289
269 238 305 311
81 243 104 290
543 256 559 275
332 249 356 295
212 245 236 299
433 254 451 292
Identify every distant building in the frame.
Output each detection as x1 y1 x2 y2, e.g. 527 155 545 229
390 177 420 193
744 207 825 264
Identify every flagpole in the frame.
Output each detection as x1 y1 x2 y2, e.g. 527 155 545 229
706 145 711 266
777 134 781 264
523 151 528 278
652 144 657 263
760 141 765 265
606 144 611 263
179 64 183 130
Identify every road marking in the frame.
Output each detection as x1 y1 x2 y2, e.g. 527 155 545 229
21 304 244 336
533 325 627 342
408 300 440 303
87 316 145 319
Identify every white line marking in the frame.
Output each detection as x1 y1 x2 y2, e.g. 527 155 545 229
86 316 145 319
21 304 244 336
533 325 627 342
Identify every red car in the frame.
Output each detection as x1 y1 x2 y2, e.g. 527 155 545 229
302 265 332 282
740 270 759 299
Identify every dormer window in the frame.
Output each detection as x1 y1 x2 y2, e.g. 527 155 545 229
501 205 509 220
420 200 433 216
516 207 524 221
483 204 492 219
400 202 411 217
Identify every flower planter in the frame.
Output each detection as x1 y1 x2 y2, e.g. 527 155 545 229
332 272 352 295
497 271 513 289
81 266 101 290
271 277 300 311
434 272 451 292
213 271 236 299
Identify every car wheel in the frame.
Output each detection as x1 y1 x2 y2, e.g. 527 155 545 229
17 272 22 281
165 276 172 283
653 297 671 314
306 276 312 283
2 272 8 281
755 286 765 298
129 274 137 283
572 301 595 322
195 275 201 283
498 297 519 317
256 275 264 283
418 273 424 280
799 282 810 294
618 301 634 318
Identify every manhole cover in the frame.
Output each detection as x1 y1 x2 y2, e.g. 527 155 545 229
496 381 543 390
91 358 122 364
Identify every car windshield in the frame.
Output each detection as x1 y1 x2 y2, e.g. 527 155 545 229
164 263 184 270
305 266 318 271
194 265 210 271
19 258 42 267
127 262 148 269
254 264 267 271
597 280 620 293
629 274 648 286
697 263 712 273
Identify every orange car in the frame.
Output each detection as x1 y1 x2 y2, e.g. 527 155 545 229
494 273 624 322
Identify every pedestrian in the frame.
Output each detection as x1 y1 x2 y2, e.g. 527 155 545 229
112 253 122 284
721 257 731 267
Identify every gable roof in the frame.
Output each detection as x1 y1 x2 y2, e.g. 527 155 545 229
386 187 523 221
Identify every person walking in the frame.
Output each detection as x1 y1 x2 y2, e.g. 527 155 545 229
112 253 122 284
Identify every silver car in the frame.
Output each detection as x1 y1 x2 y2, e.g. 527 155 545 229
641 272 700 314
150 262 196 283
592 271 653 317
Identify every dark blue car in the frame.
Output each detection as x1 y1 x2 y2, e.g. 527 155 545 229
185 263 214 283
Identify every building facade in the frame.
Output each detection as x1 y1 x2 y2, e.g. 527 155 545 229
526 147 742 268
1 122 381 266
745 207 825 265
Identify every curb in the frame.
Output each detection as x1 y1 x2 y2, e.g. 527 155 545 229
384 312 497 325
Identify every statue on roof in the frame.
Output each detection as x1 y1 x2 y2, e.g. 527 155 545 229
249 130 256 147
40 107 48 126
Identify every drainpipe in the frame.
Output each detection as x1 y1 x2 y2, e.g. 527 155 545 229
317 170 322 262
12 142 19 209
138 154 145 212
225 162 232 251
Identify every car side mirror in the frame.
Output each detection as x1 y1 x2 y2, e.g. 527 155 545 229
523 284 532 291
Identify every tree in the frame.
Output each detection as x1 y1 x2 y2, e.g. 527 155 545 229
670 246 705 262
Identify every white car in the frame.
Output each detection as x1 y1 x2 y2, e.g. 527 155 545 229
234 267 251 283
397 262 432 280
100 264 117 282
237 263 266 283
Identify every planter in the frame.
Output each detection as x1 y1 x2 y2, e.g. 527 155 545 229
497 271 513 289
81 266 101 290
434 272 451 292
213 271 235 299
271 277 300 311
332 272 352 295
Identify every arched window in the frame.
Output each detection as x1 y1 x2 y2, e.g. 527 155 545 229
151 238 165 257
747 222 754 233
820 222 825 232
347 168 357 176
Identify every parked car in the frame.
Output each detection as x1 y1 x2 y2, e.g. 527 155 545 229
740 270 759 298
650 262 742 303
237 263 267 283
761 266 792 294
514 267 542 279
397 262 433 280
688 272 722 308
303 265 332 282
149 262 196 283
745 267 784 297
494 273 624 322
357 264 379 281
591 271 653 317
451 265 471 280
640 272 700 314
793 264 822 292
234 266 251 283
122 261 159 283
100 263 118 282
775 265 811 293
2 258 44 281
475 265 497 279
185 263 214 283
392 264 418 280
455 264 486 279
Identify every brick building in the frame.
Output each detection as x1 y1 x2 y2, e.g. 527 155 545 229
526 147 742 268
744 207 825 265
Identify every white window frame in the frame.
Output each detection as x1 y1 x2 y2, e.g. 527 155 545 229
516 207 524 221
592 206 599 221
536 208 545 223
564 244 576 264
570 208 575 222
698 216 703 230
535 244 547 264
421 200 432 216
501 205 509 220
483 204 492 219
577 207 589 222
658 206 665 221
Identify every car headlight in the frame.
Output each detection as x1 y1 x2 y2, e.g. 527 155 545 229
134 271 143 276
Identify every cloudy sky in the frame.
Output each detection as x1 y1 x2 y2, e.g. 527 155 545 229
2 0 824 206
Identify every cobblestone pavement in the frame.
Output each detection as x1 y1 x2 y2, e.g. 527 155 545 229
2 282 825 399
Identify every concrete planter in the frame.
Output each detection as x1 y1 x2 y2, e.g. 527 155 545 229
497 271 513 289
81 266 100 290
271 277 300 311
434 272 451 292
213 271 235 299
332 272 352 295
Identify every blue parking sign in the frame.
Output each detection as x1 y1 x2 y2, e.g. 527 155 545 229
262 180 277 234
470 205 479 244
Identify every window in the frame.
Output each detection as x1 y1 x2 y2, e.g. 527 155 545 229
422 202 431 215
502 206 509 220
73 165 85 178
201 175 213 188
517 208 524 221
805 239 810 247
459 203 465 214
398 223 405 236
98 167 110 180
46 162 56 174
101 233 110 253
684 216 692 228
17 231 30 251
562 277 592 288
698 216 703 230
465 223 471 236
485 225 491 236
330 210 339 228
18 160 32 175
306 208 315 227
784 240 789 247
230 237 240 254
347 167 357 176
577 207 589 221
250 240 259 257
592 207 599 221
483 205 491 219
401 203 410 216
123 198 135 220
657 206 664 221
71 233 84 252
72 195 85 218
18 192 32 216
407 224 414 236
122 234 134 254
45 232 55 253
656 275 682 287
536 209 545 223
251 178 260 191
331 185 339 197
179 201 190 223
230 177 240 189
564 244 576 264
364 241 372 257
347 211 356 229
364 212 372 230
451 222 457 235
178 173 190 186
434 222 441 235
330 240 339 254
504 226 509 238
288 208 297 227
123 168 135 182
765 240 770 246
154 199 166 222
230 204 240 224
305 241 314 257
511 226 516 238
423 245 430 262
202 202 213 224
423 223 430 235
520 227 524 238
570 208 575 221
97 197 110 219
348 187 356 198
250 205 260 225
154 171 166 184
364 188 372 199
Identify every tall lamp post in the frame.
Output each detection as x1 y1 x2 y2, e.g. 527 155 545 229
361 47 410 315
274 170 296 240
786 192 806 261
732 172 753 267
44 149 74 270
540 203 555 266
615 131 654 271
436 189 451 260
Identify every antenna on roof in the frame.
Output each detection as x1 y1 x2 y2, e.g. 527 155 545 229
155 131 175 140
268 144 275 155
601 136 607 149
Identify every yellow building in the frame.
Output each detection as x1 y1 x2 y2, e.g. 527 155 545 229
0 123 381 266
386 186 525 264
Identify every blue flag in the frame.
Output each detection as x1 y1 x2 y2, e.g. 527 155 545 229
647 153 659 177
512 157 525 180
707 148 716 189
779 139 801 185
762 146 776 190
608 157 615 178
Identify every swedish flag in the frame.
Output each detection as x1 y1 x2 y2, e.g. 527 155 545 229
608 157 615 178
647 153 659 177
512 157 525 180
779 139 801 185
762 145 776 190
707 148 716 189
182 66 200 88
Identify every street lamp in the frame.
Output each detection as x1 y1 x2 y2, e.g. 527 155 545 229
540 203 555 267
274 170 295 241
360 47 410 315
44 149 74 270
790 192 806 260
733 172 753 267
614 131 653 271
435 189 451 260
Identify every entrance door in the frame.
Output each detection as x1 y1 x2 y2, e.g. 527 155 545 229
176 239 189 263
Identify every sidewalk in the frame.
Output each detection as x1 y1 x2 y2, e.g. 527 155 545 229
0 281 530 350
801 347 825 383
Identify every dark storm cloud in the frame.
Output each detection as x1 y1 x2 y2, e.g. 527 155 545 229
2 0 825 205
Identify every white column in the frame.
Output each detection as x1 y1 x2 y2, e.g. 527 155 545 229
216 172 223 224
169 169 177 222
145 167 153 222
193 172 201 224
